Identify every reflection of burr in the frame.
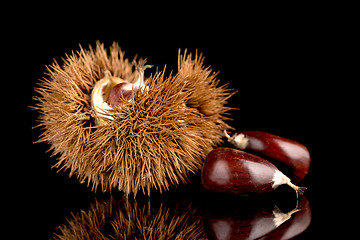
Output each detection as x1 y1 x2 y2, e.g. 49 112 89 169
53 195 206 240
33 42 234 195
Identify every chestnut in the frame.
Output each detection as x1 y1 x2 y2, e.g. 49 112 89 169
107 82 134 106
202 147 306 198
91 59 152 125
225 130 311 181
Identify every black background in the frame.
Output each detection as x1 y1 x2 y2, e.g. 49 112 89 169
8 3 350 239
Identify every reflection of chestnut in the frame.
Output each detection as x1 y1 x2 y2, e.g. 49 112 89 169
225 131 311 181
261 197 312 239
202 147 306 198
204 197 311 240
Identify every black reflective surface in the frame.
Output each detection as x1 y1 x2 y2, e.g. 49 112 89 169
48 177 312 240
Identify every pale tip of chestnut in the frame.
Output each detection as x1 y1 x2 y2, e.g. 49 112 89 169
224 130 248 149
272 170 307 199
132 58 153 88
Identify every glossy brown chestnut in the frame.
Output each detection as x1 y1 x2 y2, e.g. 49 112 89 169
107 82 134 107
202 147 306 198
225 130 311 181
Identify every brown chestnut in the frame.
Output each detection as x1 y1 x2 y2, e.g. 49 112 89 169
202 147 306 198
107 82 134 107
225 130 311 181
90 59 151 125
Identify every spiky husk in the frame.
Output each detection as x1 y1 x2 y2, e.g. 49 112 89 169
53 196 206 240
34 42 233 195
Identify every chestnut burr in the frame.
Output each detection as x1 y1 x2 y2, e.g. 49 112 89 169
34 42 234 195
225 130 311 181
201 147 306 198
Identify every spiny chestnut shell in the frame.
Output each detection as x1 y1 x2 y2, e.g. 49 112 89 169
34 42 233 195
